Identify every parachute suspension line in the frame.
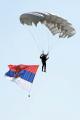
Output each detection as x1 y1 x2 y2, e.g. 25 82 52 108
47 34 50 53
45 29 54 54
28 29 42 53
43 28 56 61
48 38 50 52
27 83 32 98
45 32 53 56
50 39 56 62
31 27 44 52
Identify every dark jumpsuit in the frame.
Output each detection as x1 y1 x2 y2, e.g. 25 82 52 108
40 53 49 72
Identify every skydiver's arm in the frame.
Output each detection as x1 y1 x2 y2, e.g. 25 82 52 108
46 52 49 56
46 57 49 60
40 54 43 58
40 55 42 59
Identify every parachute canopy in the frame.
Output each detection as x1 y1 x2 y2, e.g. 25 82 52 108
20 12 76 38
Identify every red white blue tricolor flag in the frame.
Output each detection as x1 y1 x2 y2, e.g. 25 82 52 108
5 64 39 94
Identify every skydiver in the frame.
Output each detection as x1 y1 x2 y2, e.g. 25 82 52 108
40 51 49 72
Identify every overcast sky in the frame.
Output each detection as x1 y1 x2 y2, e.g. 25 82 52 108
0 0 80 120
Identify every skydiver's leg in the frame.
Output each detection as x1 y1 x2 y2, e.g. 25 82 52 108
42 62 44 72
42 65 43 71
44 63 46 72
42 63 45 72
42 62 44 71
